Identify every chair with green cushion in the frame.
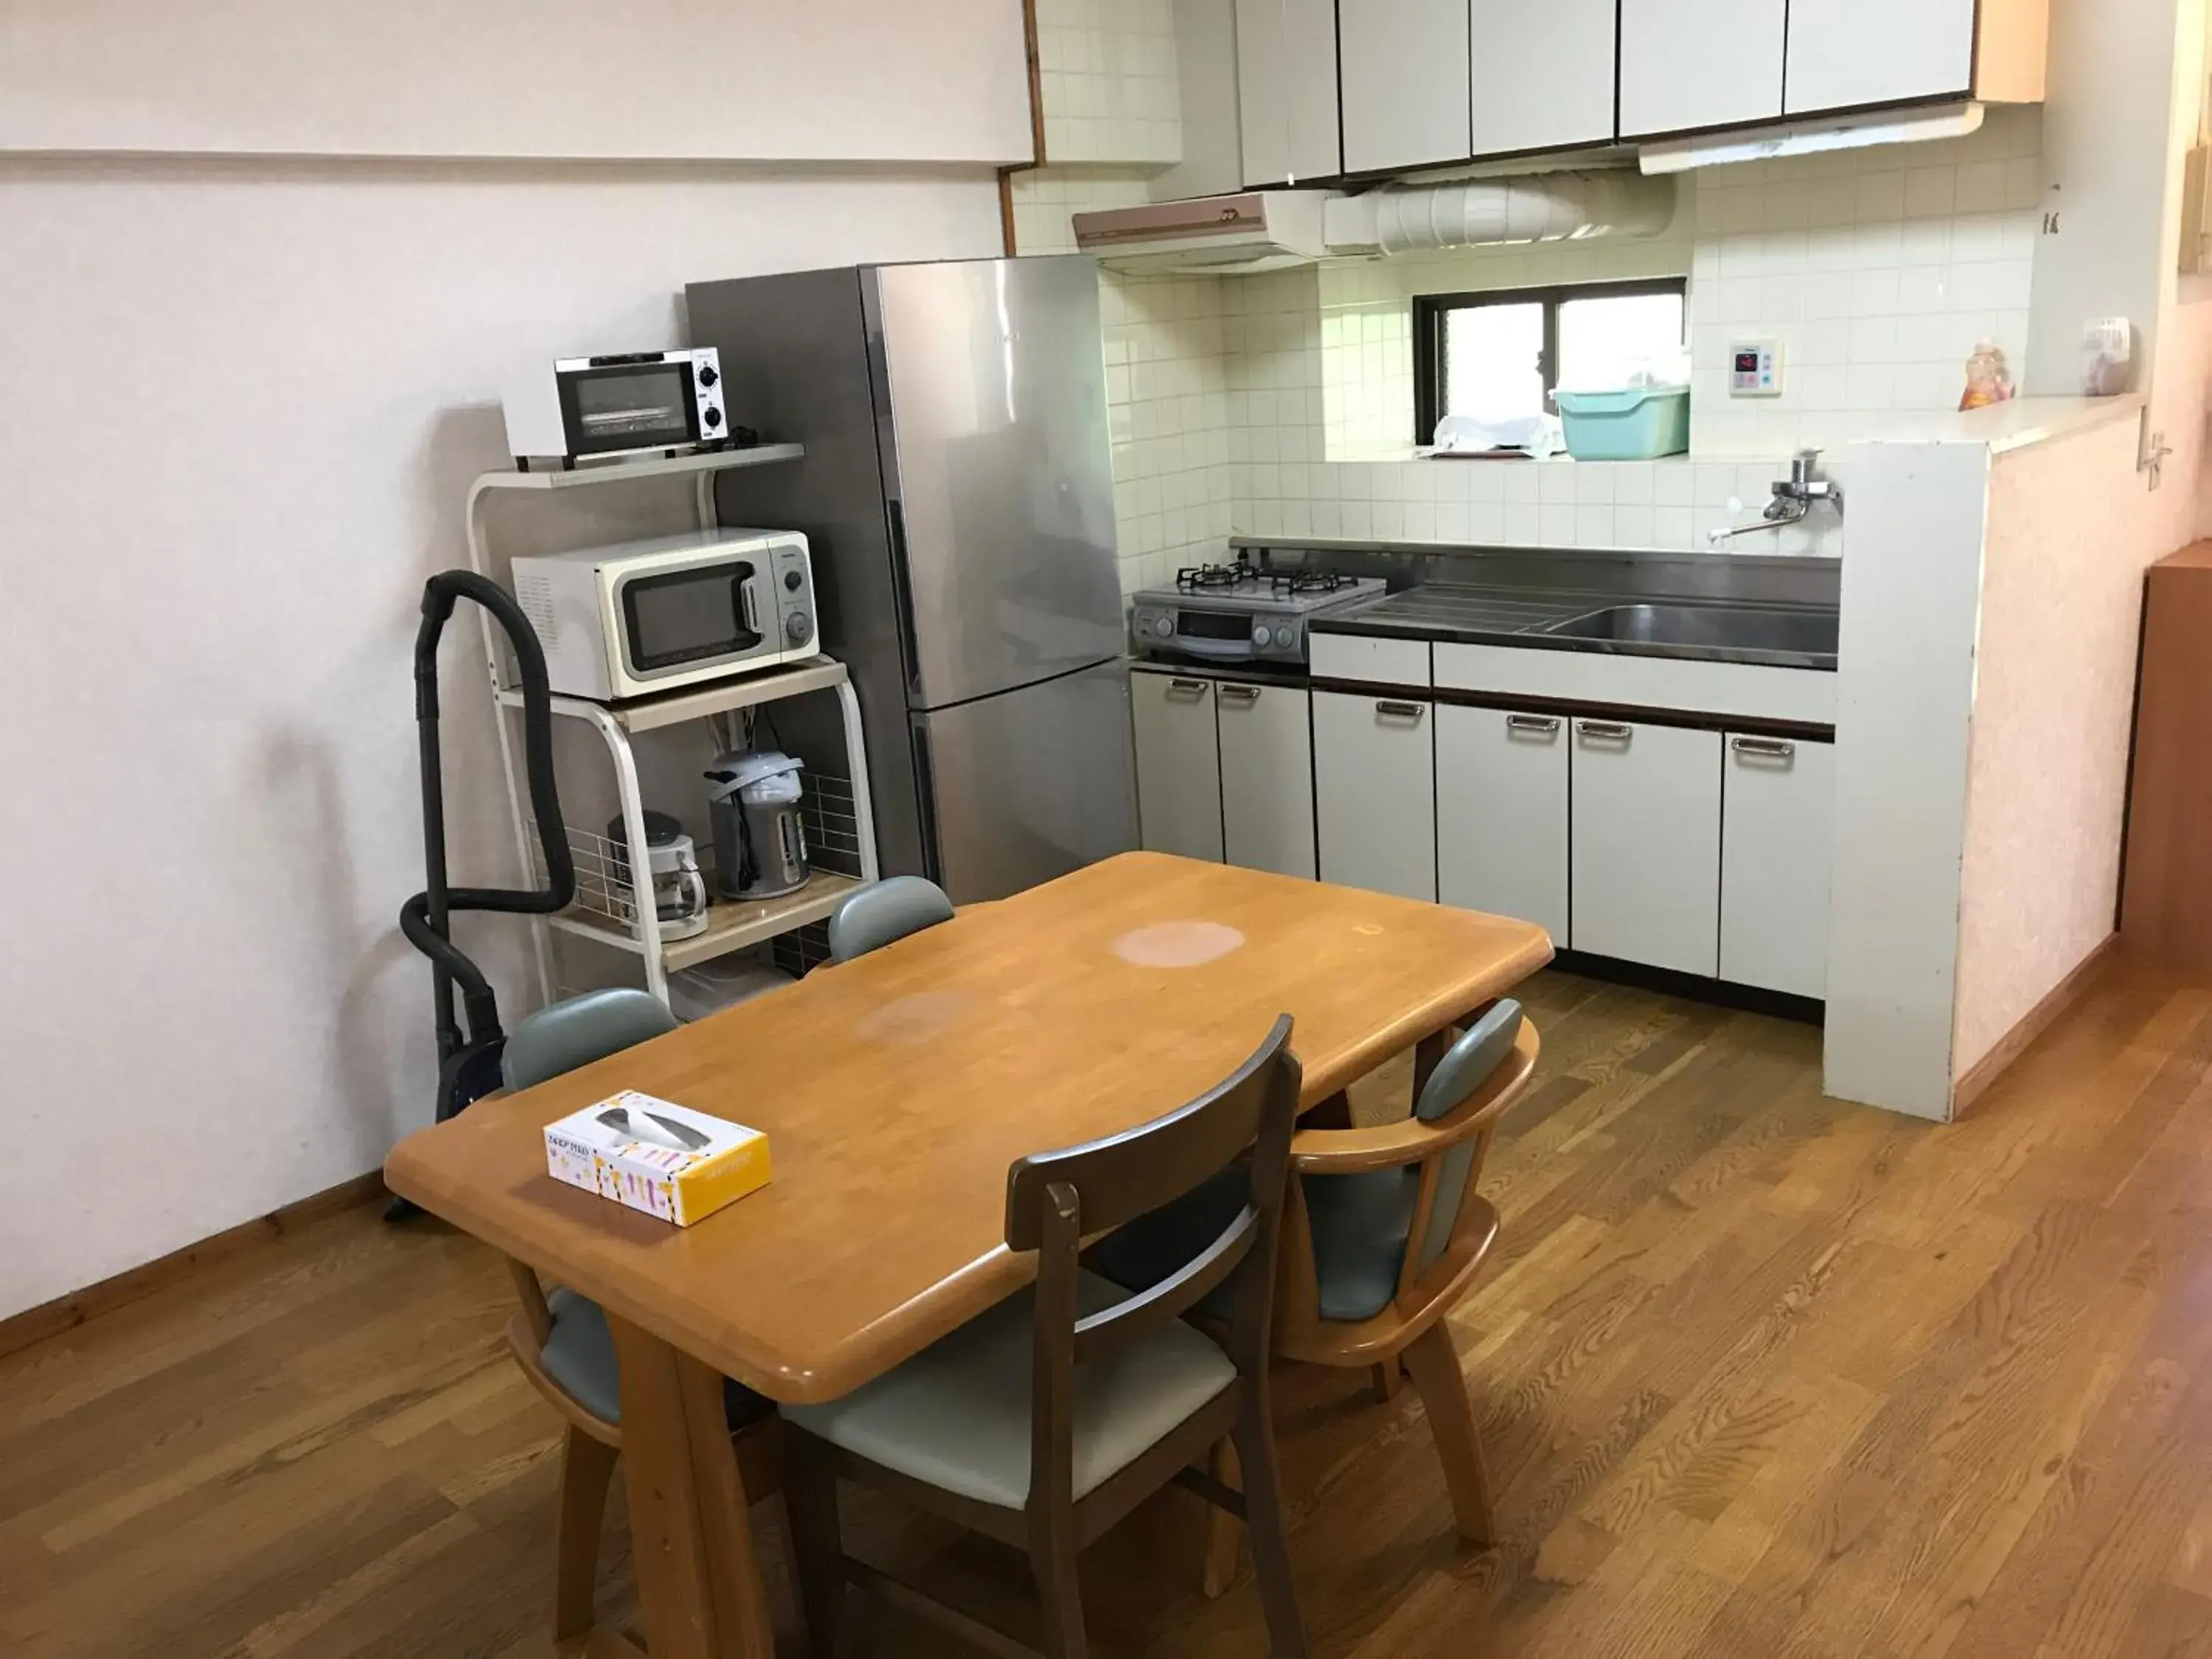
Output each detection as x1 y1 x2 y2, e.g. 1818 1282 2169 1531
781 1016 1310 1659
1092 998 1538 1557
827 874 956 963
495 988 781 1643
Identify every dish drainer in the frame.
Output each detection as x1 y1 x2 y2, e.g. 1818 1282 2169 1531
465 448 880 1009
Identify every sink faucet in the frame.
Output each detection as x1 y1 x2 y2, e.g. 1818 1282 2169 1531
1708 449 1844 546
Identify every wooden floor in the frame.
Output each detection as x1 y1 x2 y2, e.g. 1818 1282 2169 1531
10 961 2212 1659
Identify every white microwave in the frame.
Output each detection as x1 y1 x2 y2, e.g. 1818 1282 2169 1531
509 529 817 703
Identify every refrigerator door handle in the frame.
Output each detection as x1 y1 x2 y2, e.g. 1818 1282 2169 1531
909 717 942 883
887 498 922 700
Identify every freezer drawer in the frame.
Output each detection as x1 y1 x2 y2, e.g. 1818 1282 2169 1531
914 658 1138 903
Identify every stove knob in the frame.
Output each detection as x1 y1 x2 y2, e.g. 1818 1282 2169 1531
1251 622 1272 647
1152 615 1174 638
1274 625 1295 649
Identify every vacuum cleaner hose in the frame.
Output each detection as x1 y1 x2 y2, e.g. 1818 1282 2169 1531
400 569 577 1053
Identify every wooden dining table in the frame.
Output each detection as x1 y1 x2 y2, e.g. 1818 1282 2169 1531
384 850 1551 1659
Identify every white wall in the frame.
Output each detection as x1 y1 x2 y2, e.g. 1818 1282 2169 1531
0 1 1032 164
0 157 1003 1321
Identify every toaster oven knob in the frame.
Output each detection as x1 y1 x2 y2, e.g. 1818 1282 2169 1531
702 406 723 429
786 612 814 644
697 364 719 389
784 568 804 591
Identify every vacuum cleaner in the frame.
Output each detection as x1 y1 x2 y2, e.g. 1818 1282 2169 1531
389 570 575 1219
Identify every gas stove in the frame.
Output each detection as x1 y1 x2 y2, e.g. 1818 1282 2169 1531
1130 560 1386 667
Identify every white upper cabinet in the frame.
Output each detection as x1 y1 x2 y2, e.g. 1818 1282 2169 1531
1470 0 1618 157
1783 0 1975 115
1340 0 1472 174
1234 0 1343 184
1618 0 1787 139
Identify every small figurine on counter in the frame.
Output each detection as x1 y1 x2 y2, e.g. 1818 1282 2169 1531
1959 339 2017 411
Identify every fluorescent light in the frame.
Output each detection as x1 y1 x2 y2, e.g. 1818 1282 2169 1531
1638 102 1985 175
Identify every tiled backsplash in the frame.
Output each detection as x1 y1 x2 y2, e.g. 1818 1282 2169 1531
1033 0 1181 166
1102 272 1233 591
1012 76 2044 585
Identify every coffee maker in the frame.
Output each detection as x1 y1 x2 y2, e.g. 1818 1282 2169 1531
605 810 711 939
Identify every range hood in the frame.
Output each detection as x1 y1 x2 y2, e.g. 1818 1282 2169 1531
1073 192 1332 274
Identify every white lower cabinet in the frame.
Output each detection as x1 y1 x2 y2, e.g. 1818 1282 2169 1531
1436 706 1570 945
1570 719 1722 975
1217 681 1316 879
1720 733 1835 998
1314 690 1436 901
1131 672 1222 863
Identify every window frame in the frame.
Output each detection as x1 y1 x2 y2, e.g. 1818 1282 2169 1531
1411 276 1690 444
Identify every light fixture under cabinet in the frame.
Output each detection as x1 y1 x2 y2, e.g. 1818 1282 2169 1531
1638 102 1986 175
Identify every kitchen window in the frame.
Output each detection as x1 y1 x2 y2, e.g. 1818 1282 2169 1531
1412 279 1688 442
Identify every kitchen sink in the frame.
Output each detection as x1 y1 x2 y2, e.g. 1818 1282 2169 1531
1540 602 1838 663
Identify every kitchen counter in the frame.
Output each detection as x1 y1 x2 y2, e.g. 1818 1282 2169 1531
1316 581 1839 671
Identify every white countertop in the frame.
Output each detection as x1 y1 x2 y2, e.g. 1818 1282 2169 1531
1851 394 2146 455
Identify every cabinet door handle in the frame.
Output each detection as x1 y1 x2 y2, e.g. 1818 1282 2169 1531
1577 720 1634 742
1219 684 1262 705
1376 700 1427 723
1731 736 1796 759
1505 714 1562 735
1166 678 1211 700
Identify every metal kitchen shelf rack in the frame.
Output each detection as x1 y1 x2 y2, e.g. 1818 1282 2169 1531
463 443 879 1010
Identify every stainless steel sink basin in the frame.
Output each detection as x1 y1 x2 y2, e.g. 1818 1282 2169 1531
1540 602 1838 663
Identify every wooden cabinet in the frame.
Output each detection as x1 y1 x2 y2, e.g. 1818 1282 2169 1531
1130 672 1222 863
1619 0 1787 139
1570 719 1722 975
1470 0 1618 157
1234 0 1341 185
1436 706 1571 945
1217 681 1317 879
1315 690 1436 901
1719 733 1834 998
1339 0 1471 174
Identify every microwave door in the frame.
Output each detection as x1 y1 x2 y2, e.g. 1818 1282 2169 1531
616 562 761 685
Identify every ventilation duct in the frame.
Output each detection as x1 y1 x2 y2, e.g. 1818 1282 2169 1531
1324 170 1677 258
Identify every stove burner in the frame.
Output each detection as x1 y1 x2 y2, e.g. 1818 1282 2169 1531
1271 569 1349 596
1175 562 1256 591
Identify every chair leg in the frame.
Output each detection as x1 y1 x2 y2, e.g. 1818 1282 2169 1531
1400 1321 1495 1545
1370 1359 1402 1404
554 1426 619 1642
1232 1390 1309 1659
1026 1512 1090 1659
783 1433 846 1659
1203 1437 1244 1599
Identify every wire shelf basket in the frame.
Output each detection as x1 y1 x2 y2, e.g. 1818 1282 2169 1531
533 771 865 933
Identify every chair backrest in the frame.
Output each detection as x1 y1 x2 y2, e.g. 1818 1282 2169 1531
503 987 679 1091
1409 998 1525 1275
1005 1016 1302 1512
827 875 956 963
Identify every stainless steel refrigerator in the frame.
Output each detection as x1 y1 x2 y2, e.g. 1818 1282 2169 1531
686 254 1136 904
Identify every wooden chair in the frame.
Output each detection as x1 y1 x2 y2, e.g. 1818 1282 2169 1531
497 988 784 1643
827 874 956 962
1092 998 1537 1563
780 1015 1310 1659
